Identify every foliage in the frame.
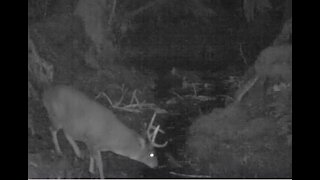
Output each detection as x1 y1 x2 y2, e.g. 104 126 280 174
186 101 291 177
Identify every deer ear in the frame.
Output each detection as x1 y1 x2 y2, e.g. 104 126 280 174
138 137 146 149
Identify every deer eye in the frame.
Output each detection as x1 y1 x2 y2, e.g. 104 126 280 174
149 153 155 157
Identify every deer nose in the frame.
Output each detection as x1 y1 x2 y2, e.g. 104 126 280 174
148 159 158 168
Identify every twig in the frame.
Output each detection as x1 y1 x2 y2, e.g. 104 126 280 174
107 0 117 26
239 43 248 65
96 92 113 106
130 89 140 104
192 83 197 96
170 90 183 99
235 75 259 102
29 161 38 168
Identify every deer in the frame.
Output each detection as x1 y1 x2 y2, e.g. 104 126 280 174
42 85 167 178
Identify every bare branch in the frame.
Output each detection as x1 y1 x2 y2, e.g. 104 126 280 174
130 89 140 105
96 92 114 106
112 106 141 113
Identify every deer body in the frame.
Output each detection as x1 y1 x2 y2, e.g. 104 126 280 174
42 85 158 178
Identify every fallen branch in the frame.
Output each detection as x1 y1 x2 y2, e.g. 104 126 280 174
112 105 141 113
169 171 211 178
96 87 167 114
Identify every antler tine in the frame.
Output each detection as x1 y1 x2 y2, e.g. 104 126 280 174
151 125 168 148
147 112 168 148
147 112 157 141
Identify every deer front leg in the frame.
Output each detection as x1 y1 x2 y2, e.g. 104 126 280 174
89 156 95 174
94 151 104 179
64 133 82 158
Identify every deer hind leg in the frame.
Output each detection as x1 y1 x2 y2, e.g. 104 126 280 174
94 151 104 179
49 126 62 155
64 133 82 158
89 156 95 174
88 147 96 174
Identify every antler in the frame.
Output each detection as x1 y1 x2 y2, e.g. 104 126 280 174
147 112 168 148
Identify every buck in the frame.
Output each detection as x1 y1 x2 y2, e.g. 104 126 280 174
42 85 167 178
